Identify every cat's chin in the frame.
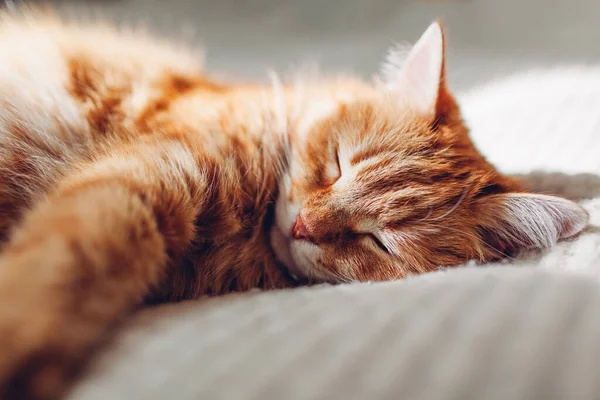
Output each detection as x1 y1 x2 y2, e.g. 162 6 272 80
269 225 309 281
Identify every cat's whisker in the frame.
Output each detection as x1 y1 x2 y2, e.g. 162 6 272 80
392 268 407 281
482 243 517 261
421 186 470 222
418 208 434 222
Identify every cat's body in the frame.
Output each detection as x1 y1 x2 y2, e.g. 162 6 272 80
0 17 299 299
0 12 588 400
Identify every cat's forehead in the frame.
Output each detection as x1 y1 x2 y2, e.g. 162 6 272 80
332 143 476 226
336 101 429 140
338 136 448 190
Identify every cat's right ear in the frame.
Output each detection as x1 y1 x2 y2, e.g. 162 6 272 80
380 21 458 124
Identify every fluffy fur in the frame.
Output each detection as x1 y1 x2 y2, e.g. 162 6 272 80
0 10 587 399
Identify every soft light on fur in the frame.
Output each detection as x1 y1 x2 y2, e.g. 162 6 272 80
0 10 588 399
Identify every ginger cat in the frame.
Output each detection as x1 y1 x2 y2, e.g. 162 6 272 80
0 11 587 399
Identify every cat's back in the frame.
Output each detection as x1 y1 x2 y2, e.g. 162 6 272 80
0 11 206 146
0 12 216 238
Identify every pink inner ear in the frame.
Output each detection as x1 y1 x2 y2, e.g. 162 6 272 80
383 22 444 117
558 205 590 239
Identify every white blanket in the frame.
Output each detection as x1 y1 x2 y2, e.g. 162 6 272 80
67 69 600 400
462 67 600 277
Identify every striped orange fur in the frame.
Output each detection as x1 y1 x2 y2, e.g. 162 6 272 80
0 10 588 399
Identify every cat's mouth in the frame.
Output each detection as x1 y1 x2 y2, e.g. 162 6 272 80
269 224 309 281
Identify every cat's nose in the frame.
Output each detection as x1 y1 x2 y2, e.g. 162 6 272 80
292 214 315 243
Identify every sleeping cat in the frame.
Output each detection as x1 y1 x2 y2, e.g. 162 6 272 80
0 11 588 400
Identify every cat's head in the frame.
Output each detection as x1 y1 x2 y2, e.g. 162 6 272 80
270 21 588 282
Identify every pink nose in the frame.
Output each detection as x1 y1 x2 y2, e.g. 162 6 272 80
292 214 315 242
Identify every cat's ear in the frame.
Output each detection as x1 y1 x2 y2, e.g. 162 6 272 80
476 193 588 255
381 20 457 122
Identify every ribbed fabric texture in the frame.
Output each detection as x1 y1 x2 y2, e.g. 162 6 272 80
69 267 600 400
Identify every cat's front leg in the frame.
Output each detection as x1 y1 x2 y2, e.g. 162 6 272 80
0 140 205 400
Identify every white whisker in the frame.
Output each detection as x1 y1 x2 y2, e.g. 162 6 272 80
426 186 470 222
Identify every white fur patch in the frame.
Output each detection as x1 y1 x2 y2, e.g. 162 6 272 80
0 27 88 142
294 99 338 140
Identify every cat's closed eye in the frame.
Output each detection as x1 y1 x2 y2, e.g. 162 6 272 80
322 150 341 186
360 232 390 254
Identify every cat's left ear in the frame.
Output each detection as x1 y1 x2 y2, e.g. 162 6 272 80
476 193 588 255
381 20 458 123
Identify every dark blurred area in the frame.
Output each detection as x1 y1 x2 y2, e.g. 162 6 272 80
14 0 600 88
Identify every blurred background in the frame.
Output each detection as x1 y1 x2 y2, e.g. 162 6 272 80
22 0 600 89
